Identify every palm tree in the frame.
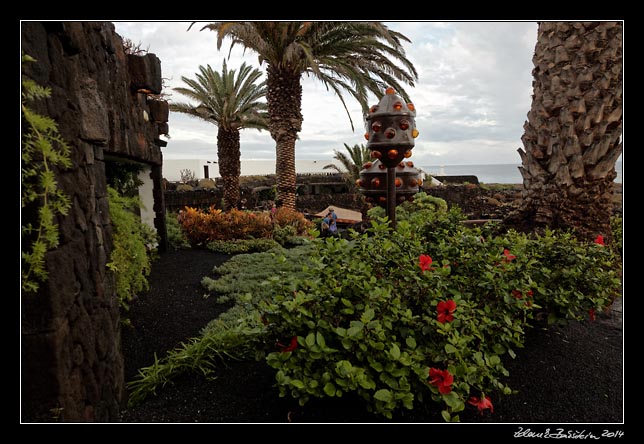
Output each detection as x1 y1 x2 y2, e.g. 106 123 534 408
506 22 622 242
324 143 371 188
170 61 268 210
195 22 418 210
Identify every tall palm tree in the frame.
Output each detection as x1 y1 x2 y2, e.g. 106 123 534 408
170 61 268 209
506 22 622 242
324 143 371 188
195 22 418 210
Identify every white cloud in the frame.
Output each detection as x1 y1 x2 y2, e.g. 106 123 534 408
114 21 537 167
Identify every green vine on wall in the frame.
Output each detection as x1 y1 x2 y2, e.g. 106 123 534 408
107 186 156 310
21 53 71 293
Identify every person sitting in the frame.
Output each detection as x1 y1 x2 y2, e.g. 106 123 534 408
328 217 338 236
321 211 338 237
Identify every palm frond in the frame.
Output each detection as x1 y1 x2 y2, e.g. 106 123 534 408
171 61 268 131
198 21 417 107
324 143 371 182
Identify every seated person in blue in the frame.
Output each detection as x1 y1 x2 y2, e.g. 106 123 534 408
321 211 338 237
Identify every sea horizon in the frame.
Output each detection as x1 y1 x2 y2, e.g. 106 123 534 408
422 161 623 184
163 158 622 184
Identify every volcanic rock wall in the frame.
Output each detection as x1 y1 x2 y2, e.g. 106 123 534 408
21 21 168 422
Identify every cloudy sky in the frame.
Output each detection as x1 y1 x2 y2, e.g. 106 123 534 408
114 21 538 166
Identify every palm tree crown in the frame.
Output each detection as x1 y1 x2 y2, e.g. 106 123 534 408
199 22 418 127
195 22 418 210
324 143 372 183
171 60 268 131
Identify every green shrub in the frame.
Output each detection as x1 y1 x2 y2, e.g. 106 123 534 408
272 207 314 235
272 225 297 246
127 209 621 421
107 187 157 309
166 211 190 250
367 192 448 223
515 228 622 324
262 217 621 420
611 216 622 256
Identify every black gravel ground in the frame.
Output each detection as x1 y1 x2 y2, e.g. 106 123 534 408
120 249 624 425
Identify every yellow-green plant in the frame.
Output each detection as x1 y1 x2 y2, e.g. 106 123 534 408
107 187 157 309
21 53 71 293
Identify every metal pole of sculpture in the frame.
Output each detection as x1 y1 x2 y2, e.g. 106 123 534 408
387 166 397 226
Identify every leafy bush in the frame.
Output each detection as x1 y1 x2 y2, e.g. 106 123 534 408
272 207 314 235
514 229 621 324
179 207 273 245
166 212 190 250
262 217 621 420
127 208 621 421
105 159 144 196
611 216 622 256
272 225 297 246
273 224 312 247
367 192 449 222
178 206 312 246
107 187 157 309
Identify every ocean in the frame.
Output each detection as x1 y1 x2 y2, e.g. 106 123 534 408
164 159 623 184
422 161 623 184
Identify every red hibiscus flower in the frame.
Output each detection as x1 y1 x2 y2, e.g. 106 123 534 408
277 336 298 352
511 289 523 299
419 254 433 272
589 308 596 321
526 289 533 298
594 235 605 246
502 249 516 262
468 395 494 415
428 368 454 394
437 300 457 323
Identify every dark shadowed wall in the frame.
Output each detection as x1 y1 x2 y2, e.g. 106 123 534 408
21 21 168 422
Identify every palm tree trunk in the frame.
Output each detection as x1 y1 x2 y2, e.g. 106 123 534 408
266 65 302 210
217 127 241 210
505 22 622 243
